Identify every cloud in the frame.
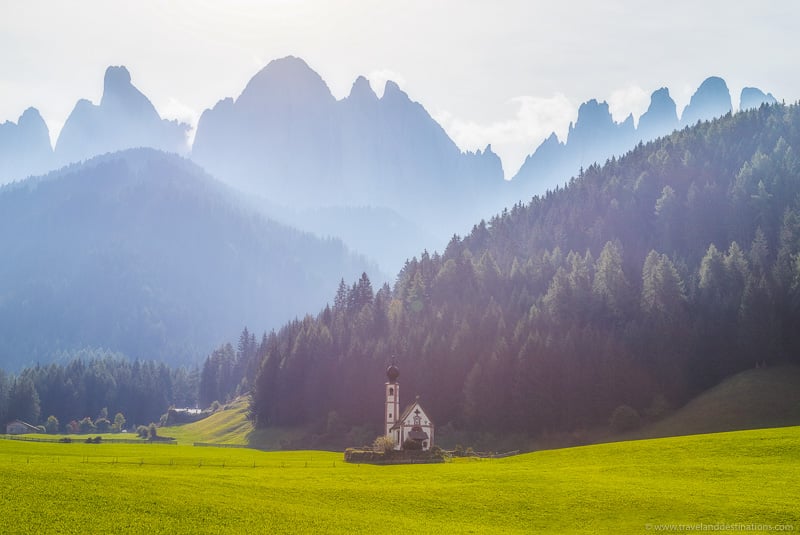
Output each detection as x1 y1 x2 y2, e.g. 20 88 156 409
434 93 576 179
608 85 650 126
158 97 200 146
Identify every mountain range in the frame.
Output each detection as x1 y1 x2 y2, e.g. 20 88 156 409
191 56 504 263
509 76 777 197
0 58 777 273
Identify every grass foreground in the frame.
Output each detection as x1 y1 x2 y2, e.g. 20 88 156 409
1 425 799 534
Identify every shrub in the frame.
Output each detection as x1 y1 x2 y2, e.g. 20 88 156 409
136 425 149 439
610 405 641 432
430 445 445 459
45 415 60 434
372 435 395 454
112 412 126 433
148 423 158 439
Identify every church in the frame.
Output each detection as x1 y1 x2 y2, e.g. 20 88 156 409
384 362 434 450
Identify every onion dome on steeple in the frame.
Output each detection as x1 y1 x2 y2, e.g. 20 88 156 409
386 361 399 383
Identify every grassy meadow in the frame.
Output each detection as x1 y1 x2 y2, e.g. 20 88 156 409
1 425 798 534
163 398 313 449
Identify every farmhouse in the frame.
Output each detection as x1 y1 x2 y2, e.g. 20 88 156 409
384 363 434 450
6 419 39 435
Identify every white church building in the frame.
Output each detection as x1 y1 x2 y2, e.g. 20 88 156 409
384 362 434 450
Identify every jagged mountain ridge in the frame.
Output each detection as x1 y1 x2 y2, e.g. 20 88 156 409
0 148 374 371
191 56 504 239
0 108 54 184
511 76 778 198
0 61 780 272
54 66 190 167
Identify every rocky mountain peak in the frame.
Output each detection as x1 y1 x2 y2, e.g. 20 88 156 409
348 75 378 102
740 87 777 111
681 76 732 126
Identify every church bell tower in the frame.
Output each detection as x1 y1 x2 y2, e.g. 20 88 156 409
385 362 400 438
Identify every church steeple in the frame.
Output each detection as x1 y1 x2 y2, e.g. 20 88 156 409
385 360 400 437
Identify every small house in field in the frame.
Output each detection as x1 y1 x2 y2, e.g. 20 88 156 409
384 363 434 450
6 420 39 435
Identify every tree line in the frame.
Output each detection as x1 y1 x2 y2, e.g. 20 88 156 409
240 102 800 438
0 349 198 432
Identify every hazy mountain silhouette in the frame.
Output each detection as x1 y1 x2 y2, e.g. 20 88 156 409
680 76 732 127
192 56 504 265
55 66 189 166
0 148 374 370
740 87 777 111
1 63 779 275
510 98 637 198
0 107 53 184
511 77 771 201
637 87 679 143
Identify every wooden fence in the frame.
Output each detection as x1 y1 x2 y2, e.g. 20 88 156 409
0 435 176 445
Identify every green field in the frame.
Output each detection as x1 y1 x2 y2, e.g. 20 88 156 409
1 425 798 534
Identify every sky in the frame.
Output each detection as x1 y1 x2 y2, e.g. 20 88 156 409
1 0 798 177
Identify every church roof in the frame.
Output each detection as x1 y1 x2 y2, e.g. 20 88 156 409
390 399 433 431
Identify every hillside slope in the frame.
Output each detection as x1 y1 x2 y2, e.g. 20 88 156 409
0 149 373 369
247 103 800 439
166 398 253 445
638 365 800 439
166 397 313 449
